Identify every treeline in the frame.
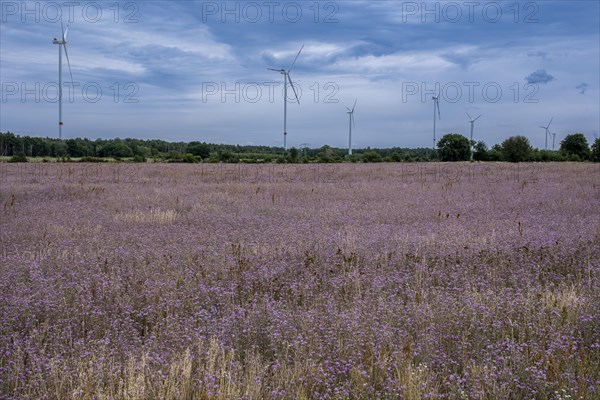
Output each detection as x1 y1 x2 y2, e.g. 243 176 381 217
0 132 432 163
436 133 600 163
1 131 599 163
0 132 276 160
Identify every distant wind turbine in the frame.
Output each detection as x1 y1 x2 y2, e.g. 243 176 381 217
466 112 481 161
539 117 553 150
432 94 441 150
299 142 311 157
52 21 74 140
346 100 357 156
268 44 304 150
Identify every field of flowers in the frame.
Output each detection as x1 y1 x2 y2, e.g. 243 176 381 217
1 162 599 399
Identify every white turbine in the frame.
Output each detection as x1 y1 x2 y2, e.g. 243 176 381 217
346 99 357 156
52 21 73 140
539 117 553 150
268 44 303 151
432 94 441 151
466 112 482 161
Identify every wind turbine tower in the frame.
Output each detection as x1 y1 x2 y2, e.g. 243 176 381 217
466 112 481 161
432 94 441 150
268 45 304 150
539 117 553 150
52 21 73 140
346 100 357 156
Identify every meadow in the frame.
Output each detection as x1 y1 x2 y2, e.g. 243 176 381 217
1 162 599 399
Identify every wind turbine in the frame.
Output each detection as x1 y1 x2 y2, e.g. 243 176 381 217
268 44 304 150
52 21 74 140
432 94 441 151
466 112 482 161
299 143 311 157
346 99 357 156
539 117 553 150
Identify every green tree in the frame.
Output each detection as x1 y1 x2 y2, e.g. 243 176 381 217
591 138 600 162
66 139 85 157
288 147 299 163
182 153 196 163
559 133 590 160
102 142 133 158
217 150 238 163
187 141 211 158
487 144 502 161
362 151 382 162
317 145 334 163
473 140 488 161
501 136 532 162
437 133 470 161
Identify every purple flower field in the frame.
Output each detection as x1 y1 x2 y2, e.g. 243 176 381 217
1 162 599 399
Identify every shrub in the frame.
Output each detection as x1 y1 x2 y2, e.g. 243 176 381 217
591 138 600 162
501 136 532 162
437 133 470 161
8 154 27 163
182 153 196 163
362 151 382 163
560 133 590 160
80 156 107 163
473 141 488 161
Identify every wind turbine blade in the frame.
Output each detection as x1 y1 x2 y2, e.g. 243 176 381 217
351 99 357 113
539 126 546 129
351 113 355 129
474 115 481 121
64 25 69 41
288 44 304 73
346 107 352 112
437 99 441 119
267 68 281 72
466 112 472 120
61 20 65 40
287 73 300 105
64 44 73 83
548 117 553 128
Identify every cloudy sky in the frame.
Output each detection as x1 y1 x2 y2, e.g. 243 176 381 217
1 0 599 149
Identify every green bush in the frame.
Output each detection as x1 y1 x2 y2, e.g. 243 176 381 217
8 154 27 163
559 133 590 160
362 151 382 163
80 156 107 163
501 136 532 162
473 141 488 161
591 138 600 162
182 153 196 163
437 134 470 161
